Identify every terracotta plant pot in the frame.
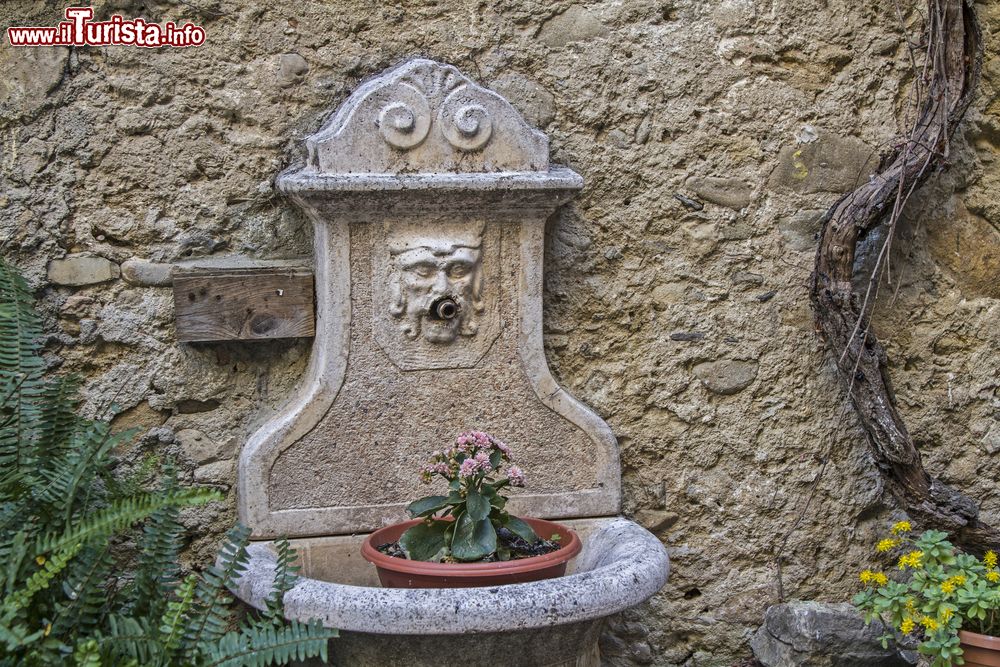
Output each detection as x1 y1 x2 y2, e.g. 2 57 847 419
960 630 1000 667
361 517 582 588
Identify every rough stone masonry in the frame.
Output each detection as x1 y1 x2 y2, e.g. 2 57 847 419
1 1 998 664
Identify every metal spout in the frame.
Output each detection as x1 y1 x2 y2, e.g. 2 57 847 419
431 297 459 320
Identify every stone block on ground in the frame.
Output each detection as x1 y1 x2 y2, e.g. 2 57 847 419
750 601 917 667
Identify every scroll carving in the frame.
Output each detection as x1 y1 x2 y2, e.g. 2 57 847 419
304 59 548 173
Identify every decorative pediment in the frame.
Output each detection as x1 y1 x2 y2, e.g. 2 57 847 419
303 59 549 175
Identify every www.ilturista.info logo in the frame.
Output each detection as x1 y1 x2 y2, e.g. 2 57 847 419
7 7 206 47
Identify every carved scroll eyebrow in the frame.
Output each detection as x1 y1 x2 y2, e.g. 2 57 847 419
445 261 475 278
399 259 438 276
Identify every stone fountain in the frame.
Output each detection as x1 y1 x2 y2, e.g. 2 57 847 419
232 58 669 667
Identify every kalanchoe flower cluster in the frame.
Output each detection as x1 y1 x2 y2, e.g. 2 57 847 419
401 431 539 563
419 430 518 484
506 465 525 487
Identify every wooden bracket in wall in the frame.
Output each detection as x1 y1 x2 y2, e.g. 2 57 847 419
172 258 315 342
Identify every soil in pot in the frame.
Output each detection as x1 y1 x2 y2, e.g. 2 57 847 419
376 526 562 562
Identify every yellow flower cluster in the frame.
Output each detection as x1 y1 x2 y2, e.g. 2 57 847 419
859 570 889 586
900 617 915 633
940 608 954 622
921 616 939 631
986 550 998 569
877 538 901 553
939 574 966 595
898 550 924 570
988 570 1000 583
891 521 912 535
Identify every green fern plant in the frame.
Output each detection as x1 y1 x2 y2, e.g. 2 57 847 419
0 259 336 666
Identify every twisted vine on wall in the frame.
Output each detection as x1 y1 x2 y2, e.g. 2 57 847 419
810 0 993 549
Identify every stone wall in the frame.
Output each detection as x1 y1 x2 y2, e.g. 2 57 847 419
1 0 997 664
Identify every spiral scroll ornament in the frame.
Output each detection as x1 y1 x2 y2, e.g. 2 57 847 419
377 86 431 150
440 91 493 152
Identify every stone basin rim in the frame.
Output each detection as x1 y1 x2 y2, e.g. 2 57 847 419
232 518 669 635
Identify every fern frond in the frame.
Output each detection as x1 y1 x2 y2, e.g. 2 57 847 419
97 614 161 667
35 420 114 523
51 543 114 636
183 524 251 651
73 638 102 667
261 539 300 623
0 621 44 652
32 376 81 470
158 574 197 656
0 259 45 381
36 488 220 556
204 620 336 667
0 261 50 503
0 529 29 596
1 542 82 621
128 464 184 618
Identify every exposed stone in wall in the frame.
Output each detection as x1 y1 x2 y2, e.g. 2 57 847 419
1 0 997 663
750 602 916 666
47 255 119 286
693 359 759 395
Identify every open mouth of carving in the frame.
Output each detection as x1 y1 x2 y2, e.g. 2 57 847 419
429 296 460 321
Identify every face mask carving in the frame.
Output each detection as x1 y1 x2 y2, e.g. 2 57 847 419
386 222 486 345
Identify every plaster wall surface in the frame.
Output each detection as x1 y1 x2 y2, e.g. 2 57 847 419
1 0 998 663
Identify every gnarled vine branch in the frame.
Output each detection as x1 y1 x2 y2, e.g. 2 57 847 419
810 0 993 549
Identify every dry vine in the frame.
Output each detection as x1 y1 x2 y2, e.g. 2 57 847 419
810 0 992 548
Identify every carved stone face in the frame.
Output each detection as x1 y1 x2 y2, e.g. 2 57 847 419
389 239 484 344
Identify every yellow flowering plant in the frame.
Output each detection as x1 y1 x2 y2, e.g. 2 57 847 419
853 523 1000 667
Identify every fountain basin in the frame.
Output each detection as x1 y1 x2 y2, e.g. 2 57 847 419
232 517 669 666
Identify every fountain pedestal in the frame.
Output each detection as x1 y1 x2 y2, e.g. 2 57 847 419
232 58 669 665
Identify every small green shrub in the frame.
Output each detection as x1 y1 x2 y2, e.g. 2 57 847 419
854 521 1000 667
0 259 337 666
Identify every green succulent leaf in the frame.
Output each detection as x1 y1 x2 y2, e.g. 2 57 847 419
450 512 497 562
465 490 490 521
504 516 539 544
405 495 450 518
399 520 450 562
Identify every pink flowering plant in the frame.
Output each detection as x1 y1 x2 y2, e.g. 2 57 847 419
399 431 539 562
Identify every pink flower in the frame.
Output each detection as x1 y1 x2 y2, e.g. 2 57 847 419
420 460 452 482
458 458 478 478
492 438 512 458
506 466 525 487
474 450 491 472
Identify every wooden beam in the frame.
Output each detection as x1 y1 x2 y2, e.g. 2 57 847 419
173 265 315 342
